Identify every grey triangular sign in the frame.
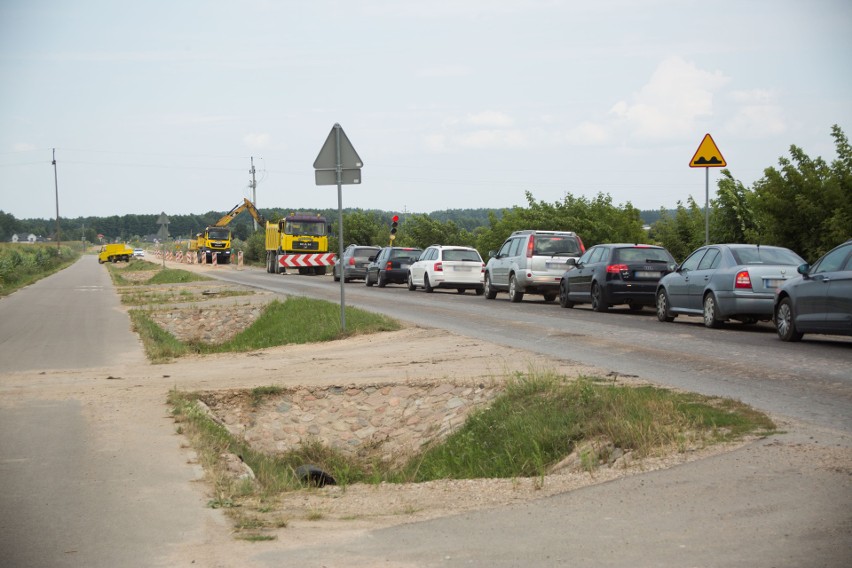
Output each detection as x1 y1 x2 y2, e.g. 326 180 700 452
313 123 363 170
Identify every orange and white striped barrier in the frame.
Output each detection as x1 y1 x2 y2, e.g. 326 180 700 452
237 250 244 267
212 252 218 267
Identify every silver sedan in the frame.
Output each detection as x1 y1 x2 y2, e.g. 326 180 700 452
655 244 805 328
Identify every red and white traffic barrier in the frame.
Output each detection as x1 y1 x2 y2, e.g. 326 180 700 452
276 253 337 269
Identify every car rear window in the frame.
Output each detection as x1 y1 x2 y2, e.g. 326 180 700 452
390 249 422 261
443 249 481 262
614 247 673 263
354 247 379 256
730 247 803 266
533 236 580 255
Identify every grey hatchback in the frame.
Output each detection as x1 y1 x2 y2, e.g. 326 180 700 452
773 239 852 341
333 244 381 282
655 244 805 328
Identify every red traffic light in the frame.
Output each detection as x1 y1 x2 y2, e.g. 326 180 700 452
392 215 399 223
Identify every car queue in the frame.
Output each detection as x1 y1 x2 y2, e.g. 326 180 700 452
335 233 852 344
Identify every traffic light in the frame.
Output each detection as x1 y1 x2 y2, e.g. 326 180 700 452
390 215 399 241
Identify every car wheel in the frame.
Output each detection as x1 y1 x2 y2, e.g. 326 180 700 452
543 293 556 303
508 274 524 303
628 303 643 312
656 289 675 322
365 271 374 287
484 274 497 300
424 274 434 293
775 297 803 342
559 279 575 308
703 293 723 328
333 270 340 282
407 273 416 291
591 283 608 312
475 287 484 296
377 271 387 288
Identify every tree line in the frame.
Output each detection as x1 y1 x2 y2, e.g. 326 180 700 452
3 125 849 264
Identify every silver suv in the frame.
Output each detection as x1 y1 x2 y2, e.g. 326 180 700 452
484 230 584 302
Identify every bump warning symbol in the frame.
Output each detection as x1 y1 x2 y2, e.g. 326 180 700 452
690 134 726 168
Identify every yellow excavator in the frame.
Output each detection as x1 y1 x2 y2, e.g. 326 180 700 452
190 198 266 264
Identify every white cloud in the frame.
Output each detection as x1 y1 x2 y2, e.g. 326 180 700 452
610 56 730 140
243 132 271 149
565 121 610 145
457 129 528 149
465 111 514 127
723 89 786 138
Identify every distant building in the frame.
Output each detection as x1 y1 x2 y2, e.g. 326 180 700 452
10 233 37 243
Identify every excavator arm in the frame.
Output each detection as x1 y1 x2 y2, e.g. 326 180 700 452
214 198 267 227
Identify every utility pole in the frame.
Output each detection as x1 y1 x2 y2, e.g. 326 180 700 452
249 157 258 231
52 148 61 252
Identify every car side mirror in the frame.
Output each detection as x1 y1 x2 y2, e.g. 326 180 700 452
797 263 810 276
368 255 376 262
566 258 577 267
488 250 497 259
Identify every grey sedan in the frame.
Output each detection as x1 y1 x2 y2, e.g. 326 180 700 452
655 244 805 328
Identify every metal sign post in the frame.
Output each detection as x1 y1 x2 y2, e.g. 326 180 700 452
689 134 727 245
314 123 363 331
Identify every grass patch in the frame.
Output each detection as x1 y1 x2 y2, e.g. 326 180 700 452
108 261 211 286
402 373 775 481
131 297 401 363
121 288 251 306
169 371 776 534
0 243 80 296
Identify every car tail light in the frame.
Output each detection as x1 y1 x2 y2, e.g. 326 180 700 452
606 264 628 274
577 236 586 253
527 236 535 258
348 257 355 265
481 263 485 273
434 262 443 272
735 270 752 289
386 261 393 270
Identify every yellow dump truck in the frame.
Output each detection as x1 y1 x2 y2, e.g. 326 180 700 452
265 213 336 275
97 243 134 264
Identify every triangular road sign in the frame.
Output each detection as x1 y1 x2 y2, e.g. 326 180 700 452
313 123 363 170
690 133 726 167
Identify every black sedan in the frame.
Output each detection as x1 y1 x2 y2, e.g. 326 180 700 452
365 246 423 287
559 244 676 311
774 239 852 341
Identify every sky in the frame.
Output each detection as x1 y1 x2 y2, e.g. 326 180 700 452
1 0 851 220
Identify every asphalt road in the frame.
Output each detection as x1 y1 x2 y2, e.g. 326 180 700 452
1 257 850 567
0 257 215 567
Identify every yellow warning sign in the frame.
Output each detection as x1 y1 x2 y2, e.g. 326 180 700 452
690 133 726 168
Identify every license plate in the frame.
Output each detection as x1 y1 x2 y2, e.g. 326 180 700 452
634 271 661 278
546 261 566 269
401 263 410 269
765 278 785 288
453 266 471 272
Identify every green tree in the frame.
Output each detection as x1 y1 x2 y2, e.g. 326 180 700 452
711 170 758 244
394 214 476 249
751 125 852 261
649 198 705 261
475 191 645 258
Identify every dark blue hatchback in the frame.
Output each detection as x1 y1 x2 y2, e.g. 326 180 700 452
774 239 852 341
559 244 676 312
